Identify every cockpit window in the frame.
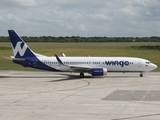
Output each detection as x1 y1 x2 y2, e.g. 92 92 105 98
146 62 150 64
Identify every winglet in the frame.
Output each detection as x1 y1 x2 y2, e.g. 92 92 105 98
55 54 64 65
61 53 66 57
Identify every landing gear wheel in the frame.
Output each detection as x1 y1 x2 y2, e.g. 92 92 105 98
80 73 84 78
140 74 143 77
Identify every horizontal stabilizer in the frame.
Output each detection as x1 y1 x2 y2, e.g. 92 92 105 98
11 56 25 61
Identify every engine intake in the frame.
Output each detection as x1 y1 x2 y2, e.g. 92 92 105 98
91 68 107 76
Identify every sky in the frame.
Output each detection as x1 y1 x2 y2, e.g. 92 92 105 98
0 0 160 37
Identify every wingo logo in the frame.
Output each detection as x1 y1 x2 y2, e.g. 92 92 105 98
105 61 129 67
13 42 27 56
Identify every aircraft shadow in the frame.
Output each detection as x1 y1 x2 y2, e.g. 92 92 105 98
106 76 140 78
0 74 140 82
0 76 66 78
48 74 94 82
0 76 9 78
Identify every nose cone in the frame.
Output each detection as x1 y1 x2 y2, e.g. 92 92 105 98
154 64 158 69
150 63 157 71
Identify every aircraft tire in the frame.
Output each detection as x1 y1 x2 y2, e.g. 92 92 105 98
140 74 143 77
80 73 84 78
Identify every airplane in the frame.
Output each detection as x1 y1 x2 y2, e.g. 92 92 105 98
8 30 157 78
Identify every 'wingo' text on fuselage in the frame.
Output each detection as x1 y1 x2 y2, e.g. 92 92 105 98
105 61 130 67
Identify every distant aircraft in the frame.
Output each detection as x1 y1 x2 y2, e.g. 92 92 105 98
8 30 157 78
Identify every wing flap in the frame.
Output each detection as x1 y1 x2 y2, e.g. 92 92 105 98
69 65 92 72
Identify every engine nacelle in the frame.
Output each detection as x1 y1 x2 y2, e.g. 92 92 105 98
91 68 107 76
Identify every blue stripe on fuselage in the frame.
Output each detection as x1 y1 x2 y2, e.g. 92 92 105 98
13 57 59 71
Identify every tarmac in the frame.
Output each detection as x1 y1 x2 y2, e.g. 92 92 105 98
0 70 160 120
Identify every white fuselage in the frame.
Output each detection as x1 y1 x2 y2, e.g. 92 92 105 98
37 56 157 72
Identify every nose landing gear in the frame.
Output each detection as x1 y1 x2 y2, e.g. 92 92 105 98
140 73 143 77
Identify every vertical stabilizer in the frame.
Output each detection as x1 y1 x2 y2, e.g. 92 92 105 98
8 30 36 58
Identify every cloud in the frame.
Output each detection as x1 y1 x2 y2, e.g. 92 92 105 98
0 0 160 37
0 0 38 9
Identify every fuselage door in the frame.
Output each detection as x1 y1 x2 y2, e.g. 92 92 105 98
138 60 142 68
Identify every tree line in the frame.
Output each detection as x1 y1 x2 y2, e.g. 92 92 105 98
131 45 160 50
0 36 160 42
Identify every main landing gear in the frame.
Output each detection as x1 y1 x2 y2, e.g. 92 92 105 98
140 73 143 77
80 73 84 78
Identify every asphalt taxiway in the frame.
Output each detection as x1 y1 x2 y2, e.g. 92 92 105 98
0 71 160 120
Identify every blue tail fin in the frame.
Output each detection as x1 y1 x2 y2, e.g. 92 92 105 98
8 30 36 58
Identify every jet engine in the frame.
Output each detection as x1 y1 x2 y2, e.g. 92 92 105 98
91 68 107 76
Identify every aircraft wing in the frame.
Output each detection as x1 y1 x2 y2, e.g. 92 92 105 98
69 65 92 72
55 54 92 72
